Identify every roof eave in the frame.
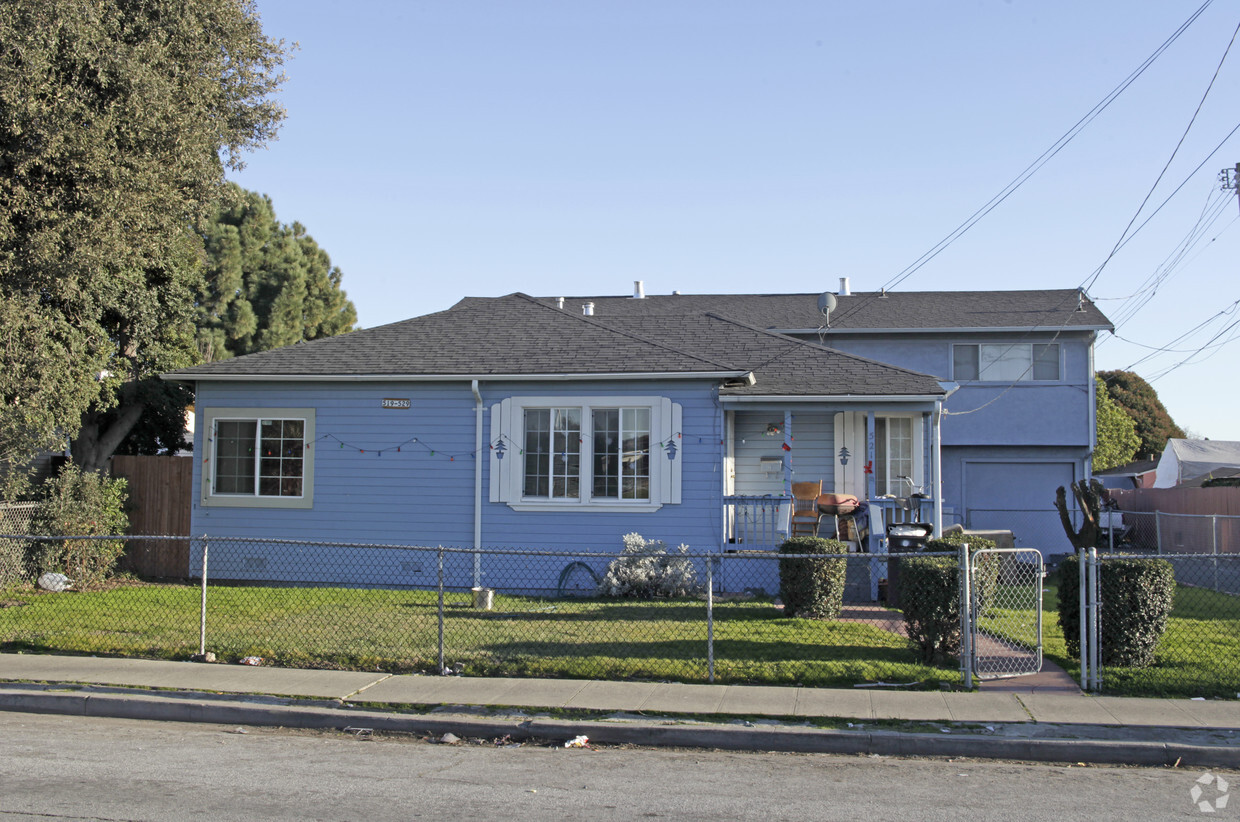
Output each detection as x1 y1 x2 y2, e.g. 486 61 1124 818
772 325 1114 335
162 370 754 384
719 393 945 403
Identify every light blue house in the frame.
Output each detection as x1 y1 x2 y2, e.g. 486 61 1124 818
557 282 1113 549
163 286 1110 591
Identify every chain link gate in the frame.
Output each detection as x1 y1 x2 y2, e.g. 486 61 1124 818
968 548 1043 680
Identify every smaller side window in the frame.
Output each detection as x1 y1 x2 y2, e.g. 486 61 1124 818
952 345 979 381
1032 343 1060 380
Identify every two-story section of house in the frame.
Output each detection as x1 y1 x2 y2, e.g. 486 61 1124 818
545 283 1113 550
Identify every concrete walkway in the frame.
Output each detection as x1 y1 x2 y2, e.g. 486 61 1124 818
1 653 1237 767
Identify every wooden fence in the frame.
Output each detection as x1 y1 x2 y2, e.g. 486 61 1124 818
1110 487 1240 554
111 455 191 578
1109 487 1240 517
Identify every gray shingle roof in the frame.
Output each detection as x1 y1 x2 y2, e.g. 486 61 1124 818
166 294 742 379
532 289 1112 332
587 312 944 397
165 292 946 398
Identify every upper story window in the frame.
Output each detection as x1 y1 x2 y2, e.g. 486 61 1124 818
201 407 315 509
491 396 679 512
952 343 1060 382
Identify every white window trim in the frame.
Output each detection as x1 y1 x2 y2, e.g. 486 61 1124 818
834 411 925 498
952 342 1061 382
874 414 924 497
490 396 681 512
200 407 316 509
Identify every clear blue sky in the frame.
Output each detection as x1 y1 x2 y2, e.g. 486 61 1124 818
231 1 1240 443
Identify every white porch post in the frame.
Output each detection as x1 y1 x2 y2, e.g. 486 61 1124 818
865 412 876 500
931 401 943 535
783 409 793 495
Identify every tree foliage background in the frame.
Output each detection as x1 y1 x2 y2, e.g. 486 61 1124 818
0 0 288 491
197 183 357 363
1093 375 1140 472
1097 370 1186 459
109 183 359 458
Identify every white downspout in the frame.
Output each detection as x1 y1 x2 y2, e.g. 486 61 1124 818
472 379 483 588
1086 331 1097 480
932 400 943 536
932 382 958 535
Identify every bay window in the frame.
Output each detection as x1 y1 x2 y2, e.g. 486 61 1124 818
491 396 678 511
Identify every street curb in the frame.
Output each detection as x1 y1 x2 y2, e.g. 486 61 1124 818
1 687 1236 768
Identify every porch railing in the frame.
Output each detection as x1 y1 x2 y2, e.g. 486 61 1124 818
723 495 787 549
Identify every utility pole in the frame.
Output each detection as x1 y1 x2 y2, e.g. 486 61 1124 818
1221 163 1240 214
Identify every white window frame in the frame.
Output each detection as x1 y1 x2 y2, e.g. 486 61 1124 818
952 343 1061 382
490 396 681 512
200 407 315 509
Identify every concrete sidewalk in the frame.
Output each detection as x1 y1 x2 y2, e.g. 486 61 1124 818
1 653 1237 767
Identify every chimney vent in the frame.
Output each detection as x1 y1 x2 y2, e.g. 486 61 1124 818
583 302 594 316
633 280 645 299
839 277 851 296
556 297 565 310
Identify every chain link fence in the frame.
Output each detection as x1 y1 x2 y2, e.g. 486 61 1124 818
1074 551 1240 698
970 549 1042 680
1102 510 1240 562
0 503 39 587
0 535 985 689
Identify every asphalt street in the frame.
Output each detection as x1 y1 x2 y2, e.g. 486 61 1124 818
0 712 1232 822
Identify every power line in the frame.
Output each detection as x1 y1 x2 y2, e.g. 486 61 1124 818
826 0 1216 331
1081 15 1240 294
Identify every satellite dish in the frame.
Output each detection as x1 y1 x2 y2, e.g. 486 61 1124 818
817 292 838 324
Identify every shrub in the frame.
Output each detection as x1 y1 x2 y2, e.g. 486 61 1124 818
900 556 962 665
777 536 848 619
28 465 129 590
925 531 998 616
597 532 702 598
1058 553 1175 668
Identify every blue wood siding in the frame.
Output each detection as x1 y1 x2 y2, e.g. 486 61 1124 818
190 379 724 560
480 380 721 553
806 332 1095 448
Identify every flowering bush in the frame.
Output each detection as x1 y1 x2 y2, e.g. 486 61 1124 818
596 532 703 598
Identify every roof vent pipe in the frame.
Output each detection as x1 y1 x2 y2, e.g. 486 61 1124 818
839 277 851 296
583 302 594 316
556 297 565 310
634 280 645 299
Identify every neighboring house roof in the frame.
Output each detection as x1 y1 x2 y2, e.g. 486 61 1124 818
1178 467 1240 488
1094 458 1160 478
164 293 945 399
530 289 1113 333
1154 439 1240 488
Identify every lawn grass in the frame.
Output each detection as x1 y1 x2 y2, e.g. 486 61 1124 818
0 581 956 688
983 581 1240 698
8 576 1233 696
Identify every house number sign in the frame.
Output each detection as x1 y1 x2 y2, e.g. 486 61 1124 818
381 398 411 410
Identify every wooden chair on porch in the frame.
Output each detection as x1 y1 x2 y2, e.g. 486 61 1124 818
789 481 823 538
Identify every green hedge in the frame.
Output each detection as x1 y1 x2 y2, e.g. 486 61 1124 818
1058 553 1175 668
898 534 999 666
925 531 998 616
777 536 849 619
900 557 961 665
